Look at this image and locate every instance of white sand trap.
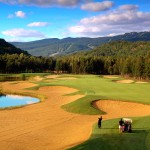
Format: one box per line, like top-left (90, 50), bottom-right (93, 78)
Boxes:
top-left (33, 76), bottom-right (43, 81)
top-left (103, 75), bottom-right (119, 79)
top-left (46, 75), bottom-right (77, 80)
top-left (57, 77), bottom-right (77, 80)
top-left (116, 80), bottom-right (134, 83)
top-left (136, 81), bottom-right (148, 84)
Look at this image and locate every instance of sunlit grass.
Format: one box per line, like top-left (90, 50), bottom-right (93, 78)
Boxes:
top-left (25, 74), bottom-right (150, 114)
top-left (69, 116), bottom-right (150, 150)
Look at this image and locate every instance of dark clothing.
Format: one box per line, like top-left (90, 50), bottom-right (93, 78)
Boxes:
top-left (98, 116), bottom-right (102, 128)
top-left (119, 120), bottom-right (124, 126)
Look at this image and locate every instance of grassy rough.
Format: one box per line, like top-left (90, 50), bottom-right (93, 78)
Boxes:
top-left (69, 116), bottom-right (150, 150)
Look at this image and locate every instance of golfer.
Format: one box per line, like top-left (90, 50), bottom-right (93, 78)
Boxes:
top-left (119, 118), bottom-right (124, 132)
top-left (98, 116), bottom-right (102, 128)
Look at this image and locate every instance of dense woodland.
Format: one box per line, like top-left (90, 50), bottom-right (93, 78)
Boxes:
top-left (0, 54), bottom-right (55, 73)
top-left (0, 40), bottom-right (150, 80)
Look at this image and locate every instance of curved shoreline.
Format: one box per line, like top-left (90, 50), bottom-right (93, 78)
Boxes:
top-left (0, 94), bottom-right (40, 110)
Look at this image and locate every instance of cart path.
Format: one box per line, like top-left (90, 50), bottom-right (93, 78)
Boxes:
top-left (0, 81), bottom-right (150, 150)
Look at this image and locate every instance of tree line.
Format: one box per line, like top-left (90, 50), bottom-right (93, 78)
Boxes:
top-left (0, 53), bottom-right (55, 73)
top-left (59, 55), bottom-right (150, 79)
top-left (0, 41), bottom-right (150, 80)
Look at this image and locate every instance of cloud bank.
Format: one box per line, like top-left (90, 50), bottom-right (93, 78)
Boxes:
top-left (27, 22), bottom-right (49, 27)
top-left (0, 0), bottom-right (91, 7)
top-left (81, 1), bottom-right (114, 12)
top-left (69, 5), bottom-right (150, 37)
top-left (2, 28), bottom-right (45, 38)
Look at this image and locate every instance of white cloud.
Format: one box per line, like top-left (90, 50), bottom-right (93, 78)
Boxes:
top-left (0, 0), bottom-right (90, 7)
top-left (15, 11), bottom-right (26, 18)
top-left (27, 22), bottom-right (49, 27)
top-left (2, 28), bottom-right (45, 38)
top-left (69, 5), bottom-right (150, 37)
top-left (81, 1), bottom-right (114, 12)
top-left (8, 10), bottom-right (26, 19)
top-left (56, 0), bottom-right (81, 6)
top-left (119, 5), bottom-right (139, 11)
top-left (0, 0), bottom-right (17, 4)
top-left (5, 37), bottom-right (25, 42)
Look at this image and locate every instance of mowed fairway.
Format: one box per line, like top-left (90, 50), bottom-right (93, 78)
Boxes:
top-left (0, 74), bottom-right (150, 150)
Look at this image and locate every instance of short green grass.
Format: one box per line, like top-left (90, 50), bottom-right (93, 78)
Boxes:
top-left (69, 116), bottom-right (150, 150)
top-left (26, 74), bottom-right (150, 114)
top-left (62, 95), bottom-right (106, 115)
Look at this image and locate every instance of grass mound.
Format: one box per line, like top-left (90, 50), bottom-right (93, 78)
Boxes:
top-left (62, 95), bottom-right (106, 115)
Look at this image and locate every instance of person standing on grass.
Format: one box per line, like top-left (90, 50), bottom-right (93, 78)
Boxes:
top-left (119, 118), bottom-right (124, 133)
top-left (98, 116), bottom-right (103, 128)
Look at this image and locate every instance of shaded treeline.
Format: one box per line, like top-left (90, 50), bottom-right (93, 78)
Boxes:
top-left (55, 54), bottom-right (150, 79)
top-left (0, 53), bottom-right (55, 73)
top-left (0, 41), bottom-right (150, 79)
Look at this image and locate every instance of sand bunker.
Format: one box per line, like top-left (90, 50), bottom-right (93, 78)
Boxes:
top-left (32, 76), bottom-right (43, 81)
top-left (0, 82), bottom-right (96, 150)
top-left (103, 75), bottom-right (119, 79)
top-left (136, 81), bottom-right (148, 84)
top-left (94, 100), bottom-right (150, 119)
top-left (116, 80), bottom-right (134, 83)
top-left (57, 77), bottom-right (77, 80)
top-left (46, 75), bottom-right (77, 80)
top-left (1, 81), bottom-right (150, 150)
top-left (2, 81), bottom-right (36, 91)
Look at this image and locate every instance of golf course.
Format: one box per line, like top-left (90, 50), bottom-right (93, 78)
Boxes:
top-left (0, 74), bottom-right (150, 150)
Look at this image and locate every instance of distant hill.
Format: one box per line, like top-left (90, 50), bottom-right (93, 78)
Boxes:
top-left (72, 41), bottom-right (150, 57)
top-left (11, 31), bottom-right (150, 57)
top-left (0, 39), bottom-right (28, 55)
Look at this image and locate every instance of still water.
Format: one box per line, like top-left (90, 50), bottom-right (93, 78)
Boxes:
top-left (0, 94), bottom-right (39, 108)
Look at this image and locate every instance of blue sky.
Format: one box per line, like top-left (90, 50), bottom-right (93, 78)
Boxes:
top-left (0, 0), bottom-right (150, 42)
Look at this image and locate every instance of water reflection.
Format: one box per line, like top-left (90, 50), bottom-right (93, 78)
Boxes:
top-left (0, 94), bottom-right (6, 97)
top-left (8, 95), bottom-right (24, 99)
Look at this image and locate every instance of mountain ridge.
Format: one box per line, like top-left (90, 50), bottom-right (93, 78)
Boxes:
top-left (11, 31), bottom-right (150, 57)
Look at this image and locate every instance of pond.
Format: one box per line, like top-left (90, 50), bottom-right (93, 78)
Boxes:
top-left (0, 94), bottom-right (40, 108)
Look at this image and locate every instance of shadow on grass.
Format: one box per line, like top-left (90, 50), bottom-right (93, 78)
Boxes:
top-left (98, 128), bottom-right (150, 133)
top-left (132, 128), bottom-right (150, 133)
top-left (69, 122), bottom-right (150, 150)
